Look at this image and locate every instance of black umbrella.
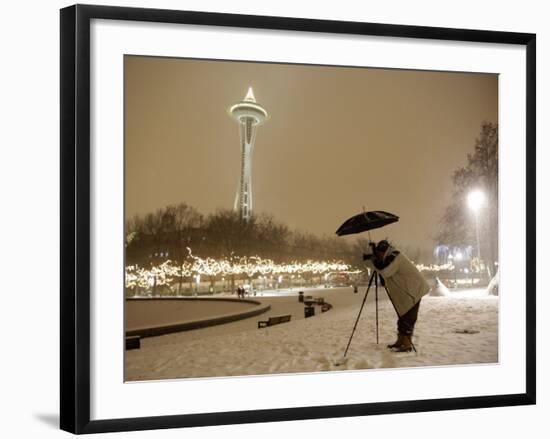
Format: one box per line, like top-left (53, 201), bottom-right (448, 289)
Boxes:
top-left (335, 210), bottom-right (399, 236)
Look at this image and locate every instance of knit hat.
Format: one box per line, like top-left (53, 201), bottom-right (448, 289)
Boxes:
top-left (375, 240), bottom-right (390, 253)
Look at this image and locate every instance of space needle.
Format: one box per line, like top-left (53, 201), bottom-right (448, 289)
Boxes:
top-left (228, 87), bottom-right (269, 221)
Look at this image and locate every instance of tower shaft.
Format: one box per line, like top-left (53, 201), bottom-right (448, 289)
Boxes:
top-left (234, 117), bottom-right (257, 221)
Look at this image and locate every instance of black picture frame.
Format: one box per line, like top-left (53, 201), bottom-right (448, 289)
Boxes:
top-left (60, 4), bottom-right (536, 434)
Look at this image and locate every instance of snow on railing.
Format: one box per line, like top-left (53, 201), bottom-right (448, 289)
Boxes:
top-left (415, 262), bottom-right (455, 272)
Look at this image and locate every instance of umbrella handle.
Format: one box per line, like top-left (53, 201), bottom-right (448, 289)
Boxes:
top-left (362, 206), bottom-right (373, 244)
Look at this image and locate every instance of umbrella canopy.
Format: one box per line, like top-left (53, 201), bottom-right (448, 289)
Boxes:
top-left (335, 210), bottom-right (399, 236)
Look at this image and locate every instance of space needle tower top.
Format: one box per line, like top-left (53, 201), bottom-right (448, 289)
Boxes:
top-left (228, 88), bottom-right (269, 221)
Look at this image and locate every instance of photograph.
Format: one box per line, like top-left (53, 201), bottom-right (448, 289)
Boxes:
top-left (123, 55), bottom-right (499, 382)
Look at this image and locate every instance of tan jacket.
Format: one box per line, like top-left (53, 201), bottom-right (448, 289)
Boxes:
top-left (365, 249), bottom-right (430, 316)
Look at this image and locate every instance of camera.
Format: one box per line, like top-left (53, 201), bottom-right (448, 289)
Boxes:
top-left (362, 241), bottom-right (377, 261)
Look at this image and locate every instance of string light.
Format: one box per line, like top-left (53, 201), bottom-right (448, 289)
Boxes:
top-left (125, 248), bottom-right (456, 291)
top-left (125, 247), bottom-right (350, 290)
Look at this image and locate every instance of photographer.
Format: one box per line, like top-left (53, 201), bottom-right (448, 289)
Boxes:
top-left (363, 240), bottom-right (430, 352)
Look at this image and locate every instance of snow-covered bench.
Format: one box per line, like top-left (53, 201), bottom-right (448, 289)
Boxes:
top-left (304, 297), bottom-right (324, 306)
top-left (258, 314), bottom-right (291, 328)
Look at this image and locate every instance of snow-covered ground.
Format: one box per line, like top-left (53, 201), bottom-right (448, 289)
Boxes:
top-left (125, 287), bottom-right (498, 381)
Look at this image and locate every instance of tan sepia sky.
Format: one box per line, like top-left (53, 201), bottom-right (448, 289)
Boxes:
top-left (125, 56), bottom-right (497, 251)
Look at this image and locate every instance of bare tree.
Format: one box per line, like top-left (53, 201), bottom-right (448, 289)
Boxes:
top-left (436, 122), bottom-right (498, 272)
top-left (164, 203), bottom-right (203, 292)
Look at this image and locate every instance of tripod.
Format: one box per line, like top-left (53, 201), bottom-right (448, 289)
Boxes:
top-left (342, 268), bottom-right (416, 359)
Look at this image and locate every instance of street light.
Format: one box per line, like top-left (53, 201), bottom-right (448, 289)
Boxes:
top-left (467, 189), bottom-right (485, 265)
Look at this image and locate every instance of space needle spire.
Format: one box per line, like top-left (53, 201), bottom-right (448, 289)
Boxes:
top-left (228, 87), bottom-right (269, 221)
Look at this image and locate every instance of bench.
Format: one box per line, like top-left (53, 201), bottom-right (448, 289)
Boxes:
top-left (125, 335), bottom-right (141, 350)
top-left (258, 314), bottom-right (292, 328)
top-left (304, 297), bottom-right (325, 306)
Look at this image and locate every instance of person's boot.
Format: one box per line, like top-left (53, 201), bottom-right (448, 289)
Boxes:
top-left (386, 333), bottom-right (402, 349)
top-left (390, 333), bottom-right (414, 353)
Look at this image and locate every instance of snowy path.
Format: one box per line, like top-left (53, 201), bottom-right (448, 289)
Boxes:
top-left (125, 287), bottom-right (498, 381)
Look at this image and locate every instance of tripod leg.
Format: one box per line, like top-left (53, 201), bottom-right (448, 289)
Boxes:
top-left (342, 270), bottom-right (376, 358)
top-left (375, 273), bottom-right (379, 345)
top-left (409, 337), bottom-right (417, 353)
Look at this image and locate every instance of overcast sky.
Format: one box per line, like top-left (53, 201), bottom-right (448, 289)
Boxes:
top-left (125, 56), bottom-right (497, 251)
